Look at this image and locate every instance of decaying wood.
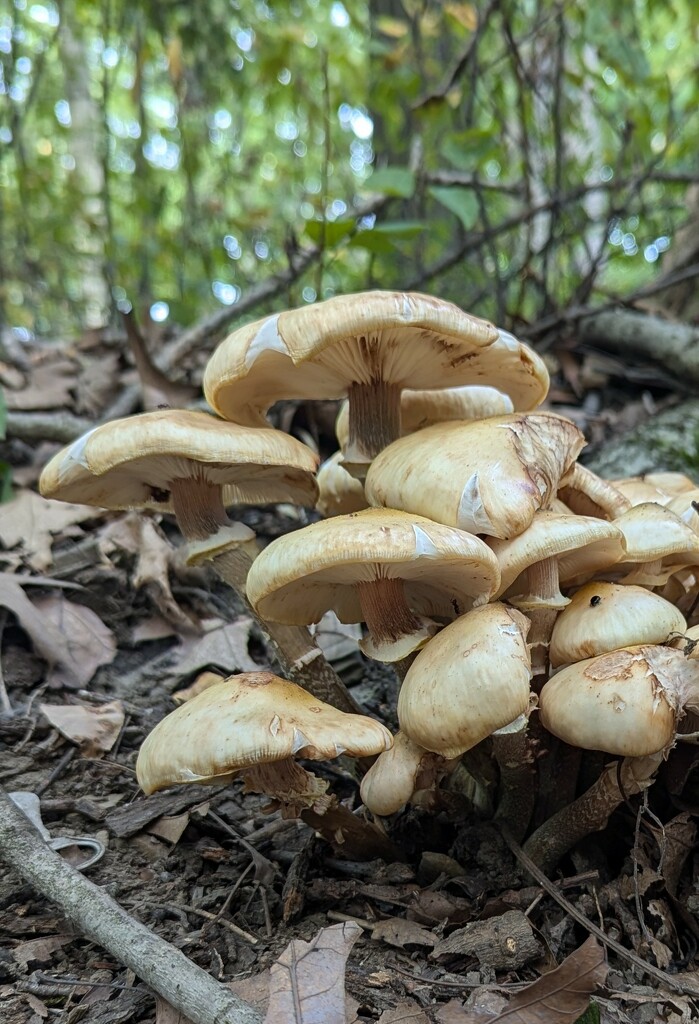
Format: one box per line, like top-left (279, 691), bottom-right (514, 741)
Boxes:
top-left (0, 787), bottom-right (262, 1024)
top-left (584, 398), bottom-right (699, 478)
top-left (578, 308), bottom-right (699, 383)
top-left (429, 909), bottom-right (540, 969)
top-left (104, 785), bottom-right (228, 838)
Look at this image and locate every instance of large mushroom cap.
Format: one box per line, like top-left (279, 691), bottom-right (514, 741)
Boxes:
top-left (539, 646), bottom-right (699, 756)
top-left (39, 409), bottom-right (319, 512)
top-left (397, 603), bottom-right (532, 758)
top-left (203, 291), bottom-right (549, 424)
top-left (550, 582), bottom-right (687, 667)
top-left (136, 672), bottom-right (393, 795)
top-left (365, 413), bottom-right (585, 539)
top-left (245, 507), bottom-right (501, 628)
top-left (334, 385), bottom-right (515, 449)
top-left (608, 502), bottom-right (699, 585)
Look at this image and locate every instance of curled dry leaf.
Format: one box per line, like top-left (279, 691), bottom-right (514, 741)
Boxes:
top-left (174, 617), bottom-right (257, 679)
top-left (40, 700), bottom-right (125, 757)
top-left (0, 490), bottom-right (98, 570)
top-left (264, 921), bottom-right (362, 1024)
top-left (32, 594), bottom-right (117, 689)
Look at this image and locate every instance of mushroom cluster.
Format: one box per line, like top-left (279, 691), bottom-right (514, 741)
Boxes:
top-left (39, 290), bottom-right (699, 871)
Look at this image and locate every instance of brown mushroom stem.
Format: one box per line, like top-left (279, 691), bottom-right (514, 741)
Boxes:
top-left (169, 478), bottom-right (361, 715)
top-left (343, 380), bottom-right (401, 475)
top-left (242, 758), bottom-right (331, 810)
top-left (356, 576), bottom-right (424, 648)
top-left (512, 559), bottom-right (565, 679)
top-left (522, 753), bottom-right (662, 874)
top-left (492, 721), bottom-right (537, 842)
top-left (559, 462), bottom-right (632, 520)
top-left (301, 802), bottom-right (402, 861)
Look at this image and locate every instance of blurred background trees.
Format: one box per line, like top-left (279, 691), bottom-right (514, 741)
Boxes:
top-left (2, 0), bottom-right (698, 343)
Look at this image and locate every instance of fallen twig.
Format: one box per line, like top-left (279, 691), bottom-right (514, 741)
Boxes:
top-left (0, 787), bottom-right (262, 1024)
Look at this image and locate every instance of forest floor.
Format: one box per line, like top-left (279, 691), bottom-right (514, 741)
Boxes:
top-left (0, 325), bottom-right (698, 1024)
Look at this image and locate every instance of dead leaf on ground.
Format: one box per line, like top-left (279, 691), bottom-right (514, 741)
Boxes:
top-left (378, 1000), bottom-right (431, 1023)
top-left (154, 998), bottom-right (192, 1024)
top-left (147, 810), bottom-right (191, 845)
top-left (23, 992), bottom-right (50, 1019)
top-left (449, 936), bottom-right (608, 1023)
top-left (32, 594), bottom-right (117, 688)
top-left (264, 921), bottom-right (362, 1024)
top-left (12, 934), bottom-right (73, 966)
top-left (40, 700), bottom-right (125, 757)
top-left (371, 917), bottom-right (437, 950)
top-left (0, 490), bottom-right (99, 570)
top-left (5, 356), bottom-right (76, 411)
top-left (174, 617), bottom-right (257, 679)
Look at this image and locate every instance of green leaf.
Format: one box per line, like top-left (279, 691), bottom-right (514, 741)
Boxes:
top-left (0, 462), bottom-right (12, 504)
top-left (304, 219), bottom-right (354, 246)
top-left (575, 1001), bottom-right (601, 1024)
top-left (349, 220), bottom-right (425, 254)
top-left (440, 129), bottom-right (499, 169)
top-left (365, 167), bottom-right (416, 198)
top-left (428, 186), bottom-right (479, 229)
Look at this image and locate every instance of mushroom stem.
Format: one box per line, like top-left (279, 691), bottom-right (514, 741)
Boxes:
top-left (356, 576), bottom-right (424, 648)
top-left (492, 718), bottom-right (537, 842)
top-left (343, 380), bottom-right (401, 475)
top-left (511, 558), bottom-right (566, 678)
top-left (171, 479), bottom-right (362, 715)
top-left (522, 753), bottom-right (662, 874)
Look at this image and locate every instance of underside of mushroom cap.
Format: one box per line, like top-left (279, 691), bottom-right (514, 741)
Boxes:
top-left (245, 507), bottom-right (501, 627)
top-left (203, 291), bottom-right (549, 424)
top-left (136, 672), bottom-right (393, 795)
top-left (39, 409), bottom-right (319, 512)
top-left (365, 413), bottom-right (585, 539)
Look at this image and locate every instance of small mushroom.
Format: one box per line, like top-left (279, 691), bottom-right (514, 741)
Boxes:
top-left (136, 671), bottom-right (397, 859)
top-left (359, 731), bottom-right (458, 816)
top-left (204, 291), bottom-right (549, 475)
top-left (246, 508), bottom-right (501, 662)
top-left (364, 413), bottom-right (585, 539)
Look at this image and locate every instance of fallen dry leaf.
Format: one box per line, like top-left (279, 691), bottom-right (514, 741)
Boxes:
top-left (264, 921), bottom-right (362, 1024)
top-left (451, 936), bottom-right (608, 1023)
top-left (32, 594), bottom-right (117, 688)
top-left (154, 998), bottom-right (192, 1024)
top-left (5, 356), bottom-right (76, 411)
top-left (40, 700), bottom-right (125, 757)
top-left (23, 993), bottom-right (50, 1019)
top-left (173, 671), bottom-right (226, 704)
top-left (0, 490), bottom-right (98, 570)
top-left (174, 617), bottom-right (257, 678)
top-left (148, 810), bottom-right (191, 845)
top-left (12, 934), bottom-right (73, 967)
top-left (371, 917), bottom-right (437, 950)
top-left (378, 1000), bottom-right (431, 1023)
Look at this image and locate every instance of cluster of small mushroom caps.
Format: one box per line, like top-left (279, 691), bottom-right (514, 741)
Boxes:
top-left (40, 291), bottom-right (699, 871)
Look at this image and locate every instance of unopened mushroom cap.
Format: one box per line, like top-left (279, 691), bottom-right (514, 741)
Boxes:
top-left (397, 603), bottom-right (532, 758)
top-left (359, 731), bottom-right (432, 816)
top-left (316, 451), bottom-right (368, 518)
top-left (204, 291), bottom-right (549, 423)
top-left (39, 409), bottom-right (319, 512)
top-left (488, 510), bottom-right (625, 600)
top-left (335, 385), bottom-right (515, 449)
top-left (136, 672), bottom-right (393, 795)
top-left (549, 582), bottom-right (687, 667)
top-left (365, 413), bottom-right (585, 539)
top-left (245, 507), bottom-right (501, 627)
top-left (539, 646), bottom-right (699, 755)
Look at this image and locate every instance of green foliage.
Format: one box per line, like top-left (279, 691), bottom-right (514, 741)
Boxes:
top-left (574, 1000), bottom-right (601, 1024)
top-left (1, 0), bottom-right (698, 337)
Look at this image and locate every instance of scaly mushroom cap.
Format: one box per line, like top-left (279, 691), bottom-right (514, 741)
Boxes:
top-left (397, 603), bottom-right (532, 758)
top-left (334, 385), bottom-right (515, 449)
top-left (204, 292), bottom-right (549, 424)
top-left (365, 413), bottom-right (585, 539)
top-left (539, 646), bottom-right (699, 756)
top-left (549, 582), bottom-right (687, 667)
top-left (39, 409), bottom-right (319, 513)
top-left (488, 510), bottom-right (625, 601)
top-left (245, 507), bottom-right (501, 629)
top-left (316, 451), bottom-right (368, 518)
top-left (136, 672), bottom-right (393, 795)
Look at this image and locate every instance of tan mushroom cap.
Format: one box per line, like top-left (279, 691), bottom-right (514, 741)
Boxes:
top-left (203, 291), bottom-right (549, 423)
top-left (316, 451), bottom-right (368, 518)
top-left (549, 582), bottom-right (687, 667)
top-left (359, 731), bottom-right (454, 816)
top-left (610, 503), bottom-right (699, 584)
top-left (488, 510), bottom-right (625, 601)
top-left (540, 646), bottom-right (699, 756)
top-left (397, 603), bottom-right (532, 758)
top-left (334, 385), bottom-right (515, 449)
top-left (39, 409), bottom-right (319, 513)
top-left (136, 672), bottom-right (393, 795)
top-left (365, 413), bottom-right (585, 539)
top-left (612, 471), bottom-right (699, 505)
top-left (246, 507), bottom-right (501, 628)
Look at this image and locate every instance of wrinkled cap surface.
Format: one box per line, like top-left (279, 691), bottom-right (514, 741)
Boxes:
top-left (204, 291), bottom-right (549, 423)
top-left (136, 672), bottom-right (393, 794)
top-left (365, 413), bottom-right (585, 539)
top-left (245, 507), bottom-right (501, 627)
top-left (39, 409), bottom-right (319, 512)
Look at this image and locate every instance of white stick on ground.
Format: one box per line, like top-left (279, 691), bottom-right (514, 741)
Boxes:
top-left (0, 788), bottom-right (261, 1024)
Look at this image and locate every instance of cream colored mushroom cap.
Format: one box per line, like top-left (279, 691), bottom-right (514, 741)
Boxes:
top-left (397, 603), bottom-right (532, 758)
top-left (316, 451), bottom-right (368, 518)
top-left (136, 672), bottom-right (393, 795)
top-left (359, 731), bottom-right (430, 816)
top-left (365, 413), bottom-right (585, 539)
top-left (246, 507), bottom-right (501, 627)
top-left (39, 409), bottom-right (319, 513)
top-left (539, 646), bottom-right (699, 755)
top-left (612, 503), bottom-right (699, 581)
top-left (549, 582), bottom-right (687, 667)
top-left (334, 385), bottom-right (515, 449)
top-left (488, 510), bottom-right (625, 600)
top-left (612, 471), bottom-right (699, 505)
top-left (203, 291), bottom-right (549, 423)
